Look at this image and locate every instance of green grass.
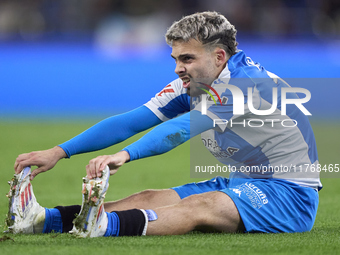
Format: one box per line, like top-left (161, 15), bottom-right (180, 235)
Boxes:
top-left (0, 121), bottom-right (339, 255)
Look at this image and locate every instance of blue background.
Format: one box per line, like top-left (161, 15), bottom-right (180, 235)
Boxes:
top-left (1, 37), bottom-right (340, 120)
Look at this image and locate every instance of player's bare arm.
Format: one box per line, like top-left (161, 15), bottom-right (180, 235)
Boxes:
top-left (14, 146), bottom-right (67, 180)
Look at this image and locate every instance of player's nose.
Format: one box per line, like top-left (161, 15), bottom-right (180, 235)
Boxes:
top-left (175, 63), bottom-right (185, 75)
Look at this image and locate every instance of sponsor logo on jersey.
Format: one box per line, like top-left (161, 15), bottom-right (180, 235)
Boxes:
top-left (202, 138), bottom-right (239, 158)
top-left (235, 182), bottom-right (269, 209)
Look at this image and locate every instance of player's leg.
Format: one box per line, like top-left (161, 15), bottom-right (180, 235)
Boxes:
top-left (146, 191), bottom-right (244, 235)
top-left (103, 189), bottom-right (181, 212)
top-left (71, 176), bottom-right (244, 237)
top-left (95, 174), bottom-right (318, 236)
top-left (77, 190), bottom-right (243, 237)
top-left (144, 176), bottom-right (244, 234)
top-left (55, 189), bottom-right (181, 235)
top-left (5, 166), bottom-right (181, 234)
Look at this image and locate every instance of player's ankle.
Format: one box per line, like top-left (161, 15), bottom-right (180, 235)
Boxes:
top-left (55, 205), bottom-right (81, 233)
top-left (32, 209), bottom-right (46, 233)
top-left (34, 208), bottom-right (64, 233)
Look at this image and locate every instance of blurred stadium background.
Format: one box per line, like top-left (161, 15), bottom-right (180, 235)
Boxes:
top-left (0, 0), bottom-right (339, 120)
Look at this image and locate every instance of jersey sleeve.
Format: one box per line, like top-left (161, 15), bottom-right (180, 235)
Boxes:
top-left (59, 106), bottom-right (162, 157)
top-left (144, 78), bottom-right (191, 121)
top-left (123, 110), bottom-right (214, 161)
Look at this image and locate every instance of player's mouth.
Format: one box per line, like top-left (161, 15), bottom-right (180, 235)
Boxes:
top-left (181, 77), bottom-right (190, 88)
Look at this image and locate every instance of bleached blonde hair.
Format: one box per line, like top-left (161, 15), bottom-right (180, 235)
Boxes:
top-left (165, 11), bottom-right (238, 56)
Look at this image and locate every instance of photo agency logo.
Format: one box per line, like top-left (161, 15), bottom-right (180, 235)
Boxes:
top-left (199, 79), bottom-right (312, 128)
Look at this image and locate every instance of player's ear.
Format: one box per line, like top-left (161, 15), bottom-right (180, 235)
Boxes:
top-left (215, 48), bottom-right (228, 67)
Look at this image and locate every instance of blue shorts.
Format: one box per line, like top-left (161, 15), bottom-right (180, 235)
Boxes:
top-left (171, 172), bottom-right (319, 233)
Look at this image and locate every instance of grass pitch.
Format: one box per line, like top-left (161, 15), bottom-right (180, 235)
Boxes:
top-left (0, 120), bottom-right (339, 255)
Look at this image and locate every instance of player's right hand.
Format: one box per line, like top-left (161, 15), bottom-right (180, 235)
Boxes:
top-left (14, 146), bottom-right (67, 180)
top-left (86, 150), bottom-right (131, 179)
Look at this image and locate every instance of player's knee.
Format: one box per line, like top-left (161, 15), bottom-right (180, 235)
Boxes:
top-left (179, 192), bottom-right (239, 228)
top-left (182, 193), bottom-right (216, 208)
top-left (180, 194), bottom-right (214, 221)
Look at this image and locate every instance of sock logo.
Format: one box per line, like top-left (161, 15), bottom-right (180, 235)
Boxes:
top-left (145, 209), bottom-right (158, 222)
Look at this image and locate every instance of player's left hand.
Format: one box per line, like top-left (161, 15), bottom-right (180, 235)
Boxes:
top-left (86, 150), bottom-right (130, 179)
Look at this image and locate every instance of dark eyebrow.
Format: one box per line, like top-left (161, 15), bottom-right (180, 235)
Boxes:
top-left (171, 54), bottom-right (195, 61)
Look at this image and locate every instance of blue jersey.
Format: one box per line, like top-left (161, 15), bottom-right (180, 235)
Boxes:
top-left (145, 50), bottom-right (321, 190)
